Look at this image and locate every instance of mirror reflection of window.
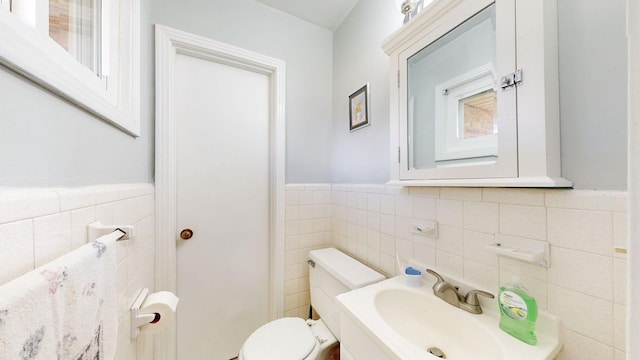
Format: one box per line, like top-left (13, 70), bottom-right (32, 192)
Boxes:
top-left (460, 89), bottom-right (497, 140)
top-left (407, 3), bottom-right (497, 168)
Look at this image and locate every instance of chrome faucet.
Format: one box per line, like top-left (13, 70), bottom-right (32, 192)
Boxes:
top-left (426, 269), bottom-right (494, 314)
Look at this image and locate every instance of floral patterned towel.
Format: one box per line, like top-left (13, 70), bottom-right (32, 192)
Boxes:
top-left (0, 231), bottom-right (118, 360)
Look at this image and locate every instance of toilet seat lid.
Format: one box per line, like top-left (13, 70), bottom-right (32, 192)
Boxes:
top-left (242, 317), bottom-right (317, 360)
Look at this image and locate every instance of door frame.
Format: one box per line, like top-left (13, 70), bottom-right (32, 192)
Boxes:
top-left (154, 24), bottom-right (286, 360)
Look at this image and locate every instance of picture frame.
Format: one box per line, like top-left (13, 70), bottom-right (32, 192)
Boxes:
top-left (349, 83), bottom-right (370, 131)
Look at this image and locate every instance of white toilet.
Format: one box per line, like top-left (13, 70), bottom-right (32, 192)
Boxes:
top-left (238, 247), bottom-right (385, 360)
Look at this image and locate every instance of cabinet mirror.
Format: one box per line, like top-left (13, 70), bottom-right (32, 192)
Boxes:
top-left (399, 1), bottom-right (517, 180)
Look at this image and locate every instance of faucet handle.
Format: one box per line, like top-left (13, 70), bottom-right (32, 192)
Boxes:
top-left (426, 269), bottom-right (445, 283)
top-left (464, 289), bottom-right (494, 305)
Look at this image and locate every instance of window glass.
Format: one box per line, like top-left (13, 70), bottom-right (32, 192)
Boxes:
top-left (49, 0), bottom-right (102, 75)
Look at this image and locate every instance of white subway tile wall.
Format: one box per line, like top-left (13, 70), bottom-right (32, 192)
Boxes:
top-left (0, 184), bottom-right (155, 360)
top-left (2, 183), bottom-right (626, 360)
top-left (285, 184), bottom-right (628, 360)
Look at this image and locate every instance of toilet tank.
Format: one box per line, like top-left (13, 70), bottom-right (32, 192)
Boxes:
top-left (308, 248), bottom-right (385, 340)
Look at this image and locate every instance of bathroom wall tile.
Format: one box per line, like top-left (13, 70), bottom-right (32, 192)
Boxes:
top-left (499, 256), bottom-right (547, 281)
top-left (548, 247), bottom-right (613, 301)
top-left (367, 230), bottom-right (381, 250)
top-left (482, 188), bottom-right (545, 206)
top-left (366, 247), bottom-right (381, 269)
top-left (299, 205), bottom-right (314, 220)
top-left (463, 201), bottom-right (499, 234)
top-left (313, 190), bottom-right (331, 204)
top-left (356, 209), bottom-right (367, 226)
top-left (346, 191), bottom-right (358, 208)
top-left (407, 186), bottom-right (438, 198)
top-left (395, 195), bottom-right (413, 218)
top-left (614, 258), bottom-right (626, 305)
top-left (299, 189), bottom-right (314, 205)
top-left (332, 204), bottom-right (347, 221)
top-left (380, 233), bottom-right (396, 256)
top-left (380, 194), bottom-right (396, 215)
top-left (439, 187), bottom-right (482, 201)
top-left (311, 204), bottom-right (331, 219)
top-left (0, 219), bottom-right (34, 285)
top-left (57, 188), bottom-right (97, 211)
top-left (555, 329), bottom-right (614, 360)
top-left (303, 184), bottom-right (331, 191)
top-left (545, 189), bottom-right (627, 212)
top-left (380, 214), bottom-right (395, 236)
top-left (70, 207), bottom-right (96, 249)
top-left (413, 197), bottom-right (436, 220)
top-left (435, 250), bottom-right (463, 278)
top-left (286, 235), bottom-right (300, 251)
top-left (95, 202), bottom-right (114, 225)
top-left (367, 212), bottom-right (380, 231)
top-left (95, 186), bottom-right (122, 204)
top-left (614, 303), bottom-right (626, 351)
top-left (499, 204), bottom-right (546, 240)
top-left (333, 190), bottom-right (348, 206)
top-left (286, 190), bottom-right (301, 205)
top-left (357, 192), bottom-right (368, 210)
top-left (395, 238), bottom-right (414, 262)
top-left (284, 279), bottom-right (298, 296)
top-left (0, 188), bottom-right (59, 224)
top-left (117, 183), bottom-right (154, 199)
top-left (34, 212), bottom-right (72, 267)
top-left (365, 184), bottom-right (386, 194)
top-left (394, 217), bottom-right (412, 240)
top-left (367, 193), bottom-right (381, 212)
top-left (413, 243), bottom-right (436, 268)
top-left (356, 242), bottom-right (368, 261)
top-left (435, 199), bottom-right (464, 227)
top-left (435, 224), bottom-right (464, 256)
top-left (613, 212), bottom-right (627, 257)
top-left (380, 253), bottom-right (396, 277)
top-left (548, 285), bottom-right (613, 346)
top-left (463, 230), bottom-right (498, 266)
top-left (322, 184), bottom-right (627, 356)
top-left (547, 208), bottom-right (612, 255)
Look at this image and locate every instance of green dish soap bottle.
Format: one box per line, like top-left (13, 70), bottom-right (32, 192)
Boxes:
top-left (498, 279), bottom-right (538, 345)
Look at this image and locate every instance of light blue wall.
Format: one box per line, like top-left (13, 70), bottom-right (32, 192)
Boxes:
top-left (331, 0), bottom-right (628, 189)
top-left (0, 0), bottom-right (627, 189)
top-left (331, 0), bottom-right (402, 184)
top-left (0, 0), bottom-right (155, 186)
top-left (150, 0), bottom-right (334, 184)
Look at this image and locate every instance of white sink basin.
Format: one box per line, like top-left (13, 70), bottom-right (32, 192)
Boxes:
top-left (337, 276), bottom-right (562, 360)
top-left (375, 288), bottom-right (503, 359)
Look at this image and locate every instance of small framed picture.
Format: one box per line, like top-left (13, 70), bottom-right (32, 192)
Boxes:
top-left (349, 84), bottom-right (370, 131)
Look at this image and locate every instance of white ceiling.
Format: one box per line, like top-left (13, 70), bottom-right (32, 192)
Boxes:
top-left (255, 0), bottom-right (360, 31)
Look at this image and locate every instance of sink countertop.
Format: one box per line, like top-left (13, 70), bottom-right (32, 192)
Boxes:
top-left (337, 276), bottom-right (563, 360)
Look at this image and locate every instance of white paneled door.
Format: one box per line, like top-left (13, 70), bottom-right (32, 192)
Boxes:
top-left (174, 51), bottom-right (271, 359)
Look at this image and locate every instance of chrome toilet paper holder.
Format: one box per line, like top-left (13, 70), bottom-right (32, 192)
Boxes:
top-left (131, 288), bottom-right (159, 338)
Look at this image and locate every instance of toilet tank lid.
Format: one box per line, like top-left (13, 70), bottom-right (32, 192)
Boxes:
top-left (309, 248), bottom-right (385, 290)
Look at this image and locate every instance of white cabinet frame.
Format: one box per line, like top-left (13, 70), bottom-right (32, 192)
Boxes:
top-left (383, 0), bottom-right (571, 187)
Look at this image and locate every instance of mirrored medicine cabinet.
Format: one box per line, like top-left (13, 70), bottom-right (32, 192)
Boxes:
top-left (383, 0), bottom-right (571, 187)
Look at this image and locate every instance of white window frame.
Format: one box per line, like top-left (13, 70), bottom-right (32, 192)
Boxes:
top-left (434, 63), bottom-right (498, 161)
top-left (0, 0), bottom-right (140, 136)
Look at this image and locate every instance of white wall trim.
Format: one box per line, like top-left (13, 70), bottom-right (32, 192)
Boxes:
top-left (154, 24), bottom-right (286, 359)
